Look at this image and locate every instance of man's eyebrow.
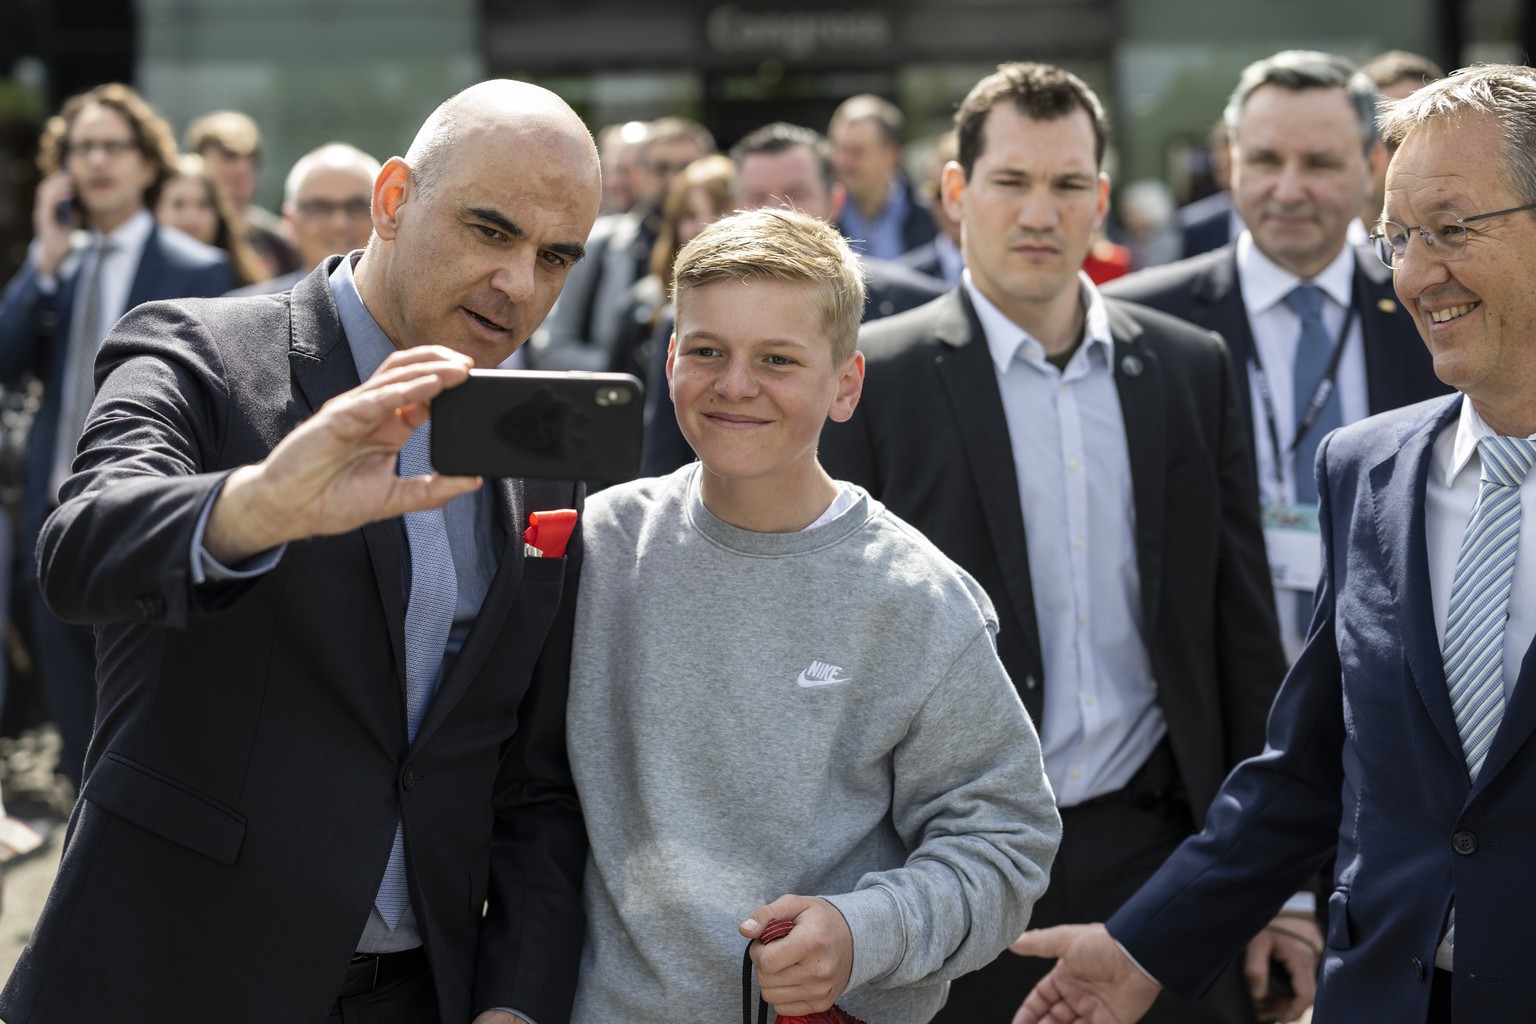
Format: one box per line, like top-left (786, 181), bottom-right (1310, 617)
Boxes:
top-left (466, 206), bottom-right (524, 238)
top-left (465, 205), bottom-right (586, 263)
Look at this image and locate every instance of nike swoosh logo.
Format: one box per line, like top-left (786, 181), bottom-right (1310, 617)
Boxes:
top-left (796, 671), bottom-right (852, 688)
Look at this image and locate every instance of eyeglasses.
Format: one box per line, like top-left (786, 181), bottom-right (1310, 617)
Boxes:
top-left (295, 197), bottom-right (372, 221)
top-left (1370, 201), bottom-right (1536, 267)
top-left (67, 138), bottom-right (139, 160)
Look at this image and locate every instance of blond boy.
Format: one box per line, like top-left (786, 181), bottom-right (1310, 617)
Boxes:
top-left (566, 208), bottom-right (1060, 1023)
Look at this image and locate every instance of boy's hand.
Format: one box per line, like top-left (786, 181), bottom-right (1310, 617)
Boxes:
top-left (740, 895), bottom-right (854, 1015)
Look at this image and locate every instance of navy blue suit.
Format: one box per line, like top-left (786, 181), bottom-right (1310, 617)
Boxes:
top-left (0, 224), bottom-right (230, 784)
top-left (1110, 394), bottom-right (1532, 1022)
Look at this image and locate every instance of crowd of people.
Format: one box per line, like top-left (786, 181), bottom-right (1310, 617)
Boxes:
top-left (0, 40), bottom-right (1526, 1024)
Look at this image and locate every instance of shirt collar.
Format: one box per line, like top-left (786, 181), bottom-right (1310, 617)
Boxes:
top-left (965, 269), bottom-right (1114, 375)
top-left (328, 251), bottom-right (399, 381)
top-left (1236, 228), bottom-right (1355, 315)
top-left (1445, 395), bottom-right (1536, 486)
top-left (93, 207), bottom-right (154, 254)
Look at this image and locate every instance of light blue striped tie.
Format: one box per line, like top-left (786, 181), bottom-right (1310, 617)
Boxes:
top-left (374, 422), bottom-right (458, 929)
top-left (1442, 434), bottom-right (1535, 950)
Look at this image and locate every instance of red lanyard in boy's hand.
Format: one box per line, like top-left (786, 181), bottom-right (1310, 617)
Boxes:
top-left (742, 918), bottom-right (869, 1024)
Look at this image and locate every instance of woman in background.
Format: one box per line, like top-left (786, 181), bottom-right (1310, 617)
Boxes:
top-left (155, 154), bottom-right (267, 289)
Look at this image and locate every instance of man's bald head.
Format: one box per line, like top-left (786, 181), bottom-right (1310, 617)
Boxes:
top-left (405, 79), bottom-right (599, 203)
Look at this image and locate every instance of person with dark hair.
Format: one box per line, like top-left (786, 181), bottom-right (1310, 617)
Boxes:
top-left (185, 109), bottom-right (302, 278)
top-left (1014, 62), bottom-right (1536, 1024)
top-left (0, 79), bottom-right (599, 1024)
top-left (829, 93), bottom-right (936, 260)
top-left (156, 153), bottom-right (268, 287)
top-left (818, 60), bottom-right (1296, 1024)
top-left (1107, 50), bottom-right (1448, 663)
top-left (0, 82), bottom-right (231, 791)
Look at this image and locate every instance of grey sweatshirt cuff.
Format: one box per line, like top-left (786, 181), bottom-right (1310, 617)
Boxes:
top-left (824, 886), bottom-right (905, 992)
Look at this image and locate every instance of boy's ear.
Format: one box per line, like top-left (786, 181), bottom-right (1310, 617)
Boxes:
top-left (664, 332), bottom-right (678, 399)
top-left (826, 351), bottom-right (865, 424)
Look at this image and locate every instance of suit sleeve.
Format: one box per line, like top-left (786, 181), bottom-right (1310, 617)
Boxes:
top-left (0, 261), bottom-right (56, 385)
top-left (1107, 429), bottom-right (1346, 997)
top-left (1208, 334), bottom-right (1287, 768)
top-left (472, 483), bottom-right (590, 1022)
top-left (37, 300), bottom-right (236, 627)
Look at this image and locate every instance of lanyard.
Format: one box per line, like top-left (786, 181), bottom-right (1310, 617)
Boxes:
top-left (1248, 301), bottom-right (1359, 497)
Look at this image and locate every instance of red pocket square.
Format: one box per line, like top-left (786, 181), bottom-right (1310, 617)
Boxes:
top-left (524, 509), bottom-right (577, 558)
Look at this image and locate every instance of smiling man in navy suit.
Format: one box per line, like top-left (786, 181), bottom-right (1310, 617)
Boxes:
top-left (1014, 62), bottom-right (1536, 1024)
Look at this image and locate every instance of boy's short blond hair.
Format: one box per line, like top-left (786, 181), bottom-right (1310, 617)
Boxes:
top-left (672, 207), bottom-right (866, 366)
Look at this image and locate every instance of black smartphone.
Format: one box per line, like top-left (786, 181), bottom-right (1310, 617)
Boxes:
top-left (54, 171), bottom-right (76, 228)
top-left (430, 369), bottom-right (644, 482)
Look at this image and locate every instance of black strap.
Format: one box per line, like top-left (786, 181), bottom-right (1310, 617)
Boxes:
top-left (743, 941), bottom-right (768, 1024)
top-left (1248, 301), bottom-right (1359, 495)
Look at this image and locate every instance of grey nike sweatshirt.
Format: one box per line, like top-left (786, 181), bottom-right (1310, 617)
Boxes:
top-left (567, 465), bottom-right (1060, 1023)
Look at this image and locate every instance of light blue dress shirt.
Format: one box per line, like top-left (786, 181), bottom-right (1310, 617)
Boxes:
top-left (966, 271), bottom-right (1165, 807)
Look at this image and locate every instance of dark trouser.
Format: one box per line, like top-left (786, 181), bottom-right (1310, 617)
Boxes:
top-left (933, 742), bottom-right (1259, 1024)
top-left (1426, 968), bottom-right (1452, 1023)
top-left (28, 582), bottom-right (95, 791)
top-left (328, 950), bottom-right (438, 1024)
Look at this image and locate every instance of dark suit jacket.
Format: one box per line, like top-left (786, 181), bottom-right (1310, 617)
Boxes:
top-left (0, 224), bottom-right (232, 570)
top-left (1, 258), bottom-right (585, 1024)
top-left (1103, 244), bottom-right (1450, 478)
top-left (818, 289), bottom-right (1285, 822)
top-left (1111, 394), bottom-right (1530, 1022)
top-left (1175, 190), bottom-right (1236, 259)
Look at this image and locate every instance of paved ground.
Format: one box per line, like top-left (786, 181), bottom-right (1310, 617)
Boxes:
top-left (0, 728), bottom-right (1313, 1023)
top-left (0, 727), bottom-right (71, 980)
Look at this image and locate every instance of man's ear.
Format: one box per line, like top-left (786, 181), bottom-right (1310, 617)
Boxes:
top-left (827, 351), bottom-right (865, 423)
top-left (1094, 172), bottom-right (1111, 232)
top-left (940, 161), bottom-right (966, 233)
top-left (371, 157), bottom-right (412, 241)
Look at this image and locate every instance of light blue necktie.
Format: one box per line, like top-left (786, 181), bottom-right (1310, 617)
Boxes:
top-left (1284, 284), bottom-right (1343, 505)
top-left (374, 422), bottom-right (458, 929)
top-left (1442, 434), bottom-right (1536, 949)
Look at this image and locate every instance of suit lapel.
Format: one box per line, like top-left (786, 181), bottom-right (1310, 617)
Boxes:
top-left (1191, 250), bottom-right (1259, 466)
top-left (126, 227), bottom-right (165, 310)
top-left (412, 476), bottom-right (526, 748)
top-left (1481, 630), bottom-right (1536, 795)
top-left (1107, 305), bottom-right (1166, 633)
top-left (1353, 252), bottom-right (1407, 416)
top-left (286, 259), bottom-right (409, 687)
top-left (1367, 396), bottom-right (1462, 763)
top-left (933, 291), bottom-right (1044, 691)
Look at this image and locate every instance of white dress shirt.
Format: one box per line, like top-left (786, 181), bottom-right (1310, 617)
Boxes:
top-left (967, 270), bottom-right (1164, 806)
top-left (1236, 232), bottom-right (1368, 659)
top-left (1426, 397), bottom-right (1536, 968)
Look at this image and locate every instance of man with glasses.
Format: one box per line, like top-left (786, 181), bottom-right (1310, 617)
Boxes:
top-left (1107, 50), bottom-right (1446, 662)
top-left (1011, 63), bottom-right (1536, 1024)
top-left (231, 143), bottom-right (381, 295)
top-left (0, 83), bottom-right (231, 790)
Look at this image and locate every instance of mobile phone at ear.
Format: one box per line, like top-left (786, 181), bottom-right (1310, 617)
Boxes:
top-left (430, 369), bottom-right (644, 482)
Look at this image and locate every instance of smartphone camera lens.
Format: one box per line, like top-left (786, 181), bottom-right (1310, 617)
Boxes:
top-left (595, 387), bottom-right (631, 406)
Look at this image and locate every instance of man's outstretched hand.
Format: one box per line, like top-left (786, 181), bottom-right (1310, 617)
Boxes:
top-left (1009, 924), bottom-right (1161, 1024)
top-left (204, 345), bottom-right (480, 563)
